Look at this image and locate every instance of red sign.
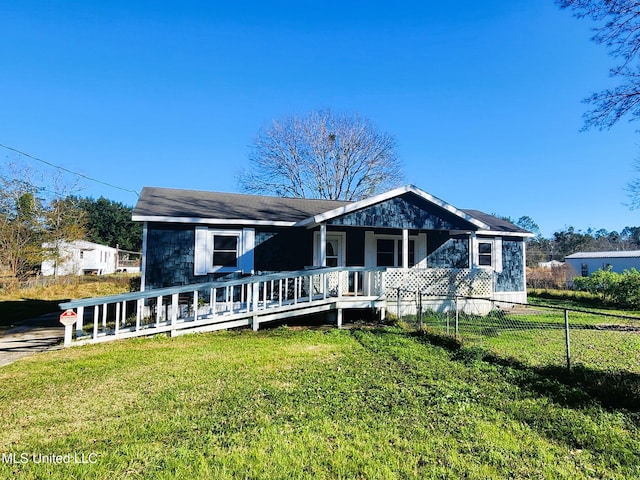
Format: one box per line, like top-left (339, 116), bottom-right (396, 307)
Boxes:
top-left (59, 309), bottom-right (78, 326)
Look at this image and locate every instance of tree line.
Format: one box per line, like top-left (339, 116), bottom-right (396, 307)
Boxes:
top-left (525, 225), bottom-right (640, 267)
top-left (503, 216), bottom-right (640, 267)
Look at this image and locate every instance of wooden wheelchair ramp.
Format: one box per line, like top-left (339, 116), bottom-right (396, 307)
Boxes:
top-left (58, 267), bottom-right (387, 347)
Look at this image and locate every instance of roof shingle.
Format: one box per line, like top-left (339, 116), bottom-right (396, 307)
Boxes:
top-left (133, 187), bottom-right (350, 223)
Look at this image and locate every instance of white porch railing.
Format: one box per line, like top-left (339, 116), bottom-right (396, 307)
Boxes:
top-left (58, 267), bottom-right (386, 347)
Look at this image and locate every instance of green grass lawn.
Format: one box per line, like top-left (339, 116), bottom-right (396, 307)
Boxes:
top-left (418, 304), bottom-right (640, 374)
top-left (528, 289), bottom-right (640, 317)
top-left (2, 327), bottom-right (640, 479)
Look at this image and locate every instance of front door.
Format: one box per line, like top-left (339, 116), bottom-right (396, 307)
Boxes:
top-left (314, 232), bottom-right (346, 267)
top-left (325, 235), bottom-right (344, 267)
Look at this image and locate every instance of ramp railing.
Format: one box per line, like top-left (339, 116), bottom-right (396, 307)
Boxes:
top-left (58, 267), bottom-right (386, 346)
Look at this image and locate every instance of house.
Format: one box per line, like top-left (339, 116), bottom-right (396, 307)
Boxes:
top-left (538, 260), bottom-right (564, 269)
top-left (41, 240), bottom-right (118, 276)
top-left (132, 185), bottom-right (533, 307)
top-left (565, 250), bottom-right (640, 277)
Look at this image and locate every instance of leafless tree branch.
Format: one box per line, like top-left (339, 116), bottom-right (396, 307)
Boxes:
top-left (238, 109), bottom-right (403, 200)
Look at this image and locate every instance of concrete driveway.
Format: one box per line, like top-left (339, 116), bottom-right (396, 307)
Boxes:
top-left (0, 312), bottom-right (64, 367)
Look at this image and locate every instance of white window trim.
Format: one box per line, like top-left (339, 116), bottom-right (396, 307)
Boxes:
top-left (374, 234), bottom-right (417, 268)
top-left (194, 227), bottom-right (254, 275)
top-left (474, 237), bottom-right (503, 273)
top-left (365, 232), bottom-right (427, 268)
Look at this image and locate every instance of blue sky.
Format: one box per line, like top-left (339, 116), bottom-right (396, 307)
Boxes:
top-left (2, 1), bottom-right (639, 237)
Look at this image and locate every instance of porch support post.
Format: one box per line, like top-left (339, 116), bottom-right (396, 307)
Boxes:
top-left (320, 223), bottom-right (327, 267)
top-left (402, 229), bottom-right (409, 269)
top-left (469, 231), bottom-right (478, 269)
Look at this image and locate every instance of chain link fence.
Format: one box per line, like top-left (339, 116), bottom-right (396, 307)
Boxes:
top-left (398, 295), bottom-right (640, 374)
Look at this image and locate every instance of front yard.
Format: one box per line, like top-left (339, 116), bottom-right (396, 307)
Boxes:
top-left (1, 326), bottom-right (639, 479)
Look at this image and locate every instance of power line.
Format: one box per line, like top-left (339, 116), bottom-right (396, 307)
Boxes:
top-left (0, 143), bottom-right (140, 196)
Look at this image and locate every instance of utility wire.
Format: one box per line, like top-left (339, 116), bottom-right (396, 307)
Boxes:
top-left (0, 143), bottom-right (140, 196)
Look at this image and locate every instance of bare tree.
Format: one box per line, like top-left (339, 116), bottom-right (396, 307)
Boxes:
top-left (42, 177), bottom-right (87, 277)
top-left (559, 2), bottom-right (640, 207)
top-left (0, 161), bottom-right (86, 283)
top-left (0, 163), bottom-right (45, 282)
top-left (559, 1), bottom-right (640, 130)
top-left (238, 109), bottom-right (403, 201)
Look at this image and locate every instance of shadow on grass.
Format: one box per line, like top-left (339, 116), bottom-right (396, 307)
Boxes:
top-left (412, 329), bottom-right (640, 413)
top-left (0, 299), bottom-right (67, 327)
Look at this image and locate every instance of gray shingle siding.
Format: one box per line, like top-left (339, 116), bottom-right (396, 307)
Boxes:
top-left (427, 232), bottom-right (470, 268)
top-left (329, 195), bottom-right (475, 230)
top-left (495, 239), bottom-right (525, 292)
top-left (145, 224), bottom-right (196, 289)
top-left (145, 223), bottom-right (245, 289)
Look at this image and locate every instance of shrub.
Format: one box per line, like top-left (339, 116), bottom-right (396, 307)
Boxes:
top-left (573, 267), bottom-right (620, 303)
top-left (611, 268), bottom-right (640, 309)
top-left (573, 267), bottom-right (640, 309)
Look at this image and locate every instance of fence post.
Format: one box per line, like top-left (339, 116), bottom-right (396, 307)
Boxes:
top-left (397, 287), bottom-right (402, 321)
top-left (564, 309), bottom-right (571, 371)
top-left (455, 296), bottom-right (459, 337)
top-left (417, 290), bottom-right (422, 331)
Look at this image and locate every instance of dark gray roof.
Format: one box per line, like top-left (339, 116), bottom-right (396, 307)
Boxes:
top-left (133, 187), bottom-right (350, 223)
top-left (133, 186), bottom-right (531, 235)
top-left (461, 209), bottom-right (531, 234)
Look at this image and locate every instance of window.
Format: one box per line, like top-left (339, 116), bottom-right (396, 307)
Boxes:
top-left (376, 238), bottom-right (415, 267)
top-left (377, 239), bottom-right (395, 267)
top-left (194, 227), bottom-right (254, 275)
top-left (581, 263), bottom-right (589, 277)
top-left (213, 235), bottom-right (238, 267)
top-left (478, 242), bottom-right (492, 266)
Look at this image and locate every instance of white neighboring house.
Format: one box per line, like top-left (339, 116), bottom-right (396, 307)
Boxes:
top-left (41, 240), bottom-right (118, 276)
top-left (538, 260), bottom-right (564, 269)
top-left (565, 250), bottom-right (640, 278)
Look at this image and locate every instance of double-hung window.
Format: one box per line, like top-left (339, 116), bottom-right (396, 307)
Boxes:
top-left (376, 238), bottom-right (415, 267)
top-left (194, 227), bottom-right (254, 275)
top-left (376, 239), bottom-right (395, 267)
top-left (213, 234), bottom-right (238, 268)
top-left (475, 238), bottom-right (502, 272)
top-left (478, 242), bottom-right (492, 266)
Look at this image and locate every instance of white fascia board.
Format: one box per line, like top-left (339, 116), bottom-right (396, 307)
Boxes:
top-left (131, 215), bottom-right (295, 227)
top-left (295, 184), bottom-right (490, 229)
top-left (476, 230), bottom-right (535, 238)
